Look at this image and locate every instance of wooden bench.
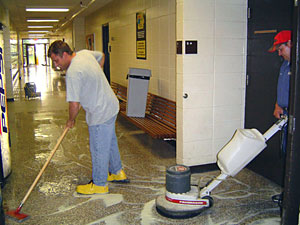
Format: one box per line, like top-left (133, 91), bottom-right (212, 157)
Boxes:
top-left (111, 82), bottom-right (127, 111)
top-left (111, 82), bottom-right (176, 139)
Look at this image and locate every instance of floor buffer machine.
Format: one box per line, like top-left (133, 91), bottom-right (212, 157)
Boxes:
top-left (156, 116), bottom-right (288, 218)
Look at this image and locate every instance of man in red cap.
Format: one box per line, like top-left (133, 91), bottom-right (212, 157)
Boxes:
top-left (268, 30), bottom-right (292, 210)
top-left (269, 30), bottom-right (291, 119)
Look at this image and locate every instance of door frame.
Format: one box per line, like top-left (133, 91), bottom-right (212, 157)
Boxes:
top-left (102, 23), bottom-right (110, 83)
top-left (281, 3), bottom-right (300, 224)
top-left (25, 44), bottom-right (36, 66)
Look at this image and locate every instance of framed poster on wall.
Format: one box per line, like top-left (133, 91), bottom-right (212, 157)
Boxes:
top-left (136, 11), bottom-right (146, 60)
top-left (86, 34), bottom-right (95, 50)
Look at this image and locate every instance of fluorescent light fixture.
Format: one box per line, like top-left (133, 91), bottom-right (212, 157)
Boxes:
top-left (28, 35), bottom-right (45, 38)
top-left (28, 30), bottom-right (49, 33)
top-left (26, 8), bottom-right (69, 12)
top-left (28, 33), bottom-right (44, 35)
top-left (28, 26), bottom-right (53, 28)
top-left (27, 19), bottom-right (59, 22)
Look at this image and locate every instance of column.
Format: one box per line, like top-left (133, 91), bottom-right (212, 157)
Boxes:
top-left (3, 9), bottom-right (13, 101)
top-left (176, 0), bottom-right (247, 166)
top-left (73, 17), bottom-right (86, 51)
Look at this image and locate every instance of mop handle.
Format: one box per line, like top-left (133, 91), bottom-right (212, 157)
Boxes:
top-left (18, 127), bottom-right (69, 209)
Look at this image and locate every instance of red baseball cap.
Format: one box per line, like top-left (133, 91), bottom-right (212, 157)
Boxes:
top-left (268, 30), bottom-right (291, 52)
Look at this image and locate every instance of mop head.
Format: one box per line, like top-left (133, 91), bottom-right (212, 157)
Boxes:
top-left (6, 208), bottom-right (30, 223)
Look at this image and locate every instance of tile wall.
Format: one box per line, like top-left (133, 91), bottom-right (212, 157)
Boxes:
top-left (85, 0), bottom-right (176, 100)
top-left (73, 17), bottom-right (86, 51)
top-left (64, 0), bottom-right (247, 166)
top-left (176, 0), bottom-right (248, 165)
top-left (2, 9), bottom-right (13, 100)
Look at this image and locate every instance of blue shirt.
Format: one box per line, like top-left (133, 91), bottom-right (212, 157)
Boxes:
top-left (277, 60), bottom-right (290, 108)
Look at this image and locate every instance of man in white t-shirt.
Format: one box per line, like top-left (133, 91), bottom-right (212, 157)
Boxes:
top-left (48, 40), bottom-right (128, 194)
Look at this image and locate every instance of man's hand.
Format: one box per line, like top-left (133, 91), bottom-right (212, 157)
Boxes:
top-left (66, 102), bottom-right (81, 129)
top-left (66, 119), bottom-right (75, 128)
top-left (273, 103), bottom-right (283, 119)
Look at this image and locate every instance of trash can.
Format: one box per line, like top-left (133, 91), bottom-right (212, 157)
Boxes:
top-left (126, 68), bottom-right (151, 117)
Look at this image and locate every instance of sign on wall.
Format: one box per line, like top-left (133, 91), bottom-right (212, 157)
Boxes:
top-left (86, 33), bottom-right (94, 50)
top-left (136, 11), bottom-right (146, 60)
top-left (0, 32), bottom-right (11, 178)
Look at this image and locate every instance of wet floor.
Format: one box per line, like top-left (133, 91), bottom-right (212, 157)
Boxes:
top-left (3, 65), bottom-right (282, 224)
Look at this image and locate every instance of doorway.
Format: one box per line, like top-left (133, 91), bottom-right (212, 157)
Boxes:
top-left (22, 39), bottom-right (50, 67)
top-left (246, 0), bottom-right (293, 186)
top-left (35, 44), bottom-right (48, 66)
top-left (102, 24), bottom-right (110, 83)
top-left (25, 44), bottom-right (36, 66)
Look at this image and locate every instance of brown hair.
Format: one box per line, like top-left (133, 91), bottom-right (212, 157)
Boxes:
top-left (47, 40), bottom-right (73, 57)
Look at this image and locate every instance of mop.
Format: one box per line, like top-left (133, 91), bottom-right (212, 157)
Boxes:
top-left (6, 127), bottom-right (69, 222)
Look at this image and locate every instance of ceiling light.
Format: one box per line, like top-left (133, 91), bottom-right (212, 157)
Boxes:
top-left (28, 34), bottom-right (45, 38)
top-left (28, 26), bottom-right (53, 28)
top-left (27, 19), bottom-right (59, 22)
top-left (26, 8), bottom-right (69, 12)
top-left (28, 33), bottom-right (44, 35)
top-left (28, 30), bottom-right (49, 33)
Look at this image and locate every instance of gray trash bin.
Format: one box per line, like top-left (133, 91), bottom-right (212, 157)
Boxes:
top-left (126, 68), bottom-right (151, 117)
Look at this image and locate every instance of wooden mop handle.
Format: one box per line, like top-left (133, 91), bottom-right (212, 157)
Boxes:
top-left (18, 127), bottom-right (69, 208)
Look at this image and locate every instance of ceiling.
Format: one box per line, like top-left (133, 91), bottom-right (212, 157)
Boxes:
top-left (0, 0), bottom-right (112, 37)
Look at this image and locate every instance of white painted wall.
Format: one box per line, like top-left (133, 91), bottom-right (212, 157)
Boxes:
top-left (85, 0), bottom-right (176, 100)
top-left (3, 9), bottom-right (13, 100)
top-left (62, 0), bottom-right (248, 166)
top-left (73, 17), bottom-right (86, 51)
top-left (176, 0), bottom-right (248, 166)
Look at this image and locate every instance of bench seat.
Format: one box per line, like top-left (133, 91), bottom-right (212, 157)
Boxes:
top-left (111, 82), bottom-right (176, 139)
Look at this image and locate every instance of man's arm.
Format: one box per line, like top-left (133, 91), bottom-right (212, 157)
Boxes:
top-left (273, 103), bottom-right (284, 119)
top-left (66, 101), bottom-right (81, 128)
top-left (90, 51), bottom-right (105, 68)
top-left (99, 52), bottom-right (105, 68)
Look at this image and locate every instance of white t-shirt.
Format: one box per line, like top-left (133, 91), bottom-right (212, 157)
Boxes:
top-left (66, 50), bottom-right (119, 126)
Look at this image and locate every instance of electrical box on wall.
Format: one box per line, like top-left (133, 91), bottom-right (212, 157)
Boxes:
top-left (176, 41), bottom-right (182, 54)
top-left (185, 40), bottom-right (197, 54)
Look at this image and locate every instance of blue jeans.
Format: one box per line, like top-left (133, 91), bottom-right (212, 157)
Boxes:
top-left (88, 115), bottom-right (122, 186)
top-left (280, 110), bottom-right (288, 157)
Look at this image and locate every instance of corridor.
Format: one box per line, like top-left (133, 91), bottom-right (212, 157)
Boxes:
top-left (3, 65), bottom-right (282, 224)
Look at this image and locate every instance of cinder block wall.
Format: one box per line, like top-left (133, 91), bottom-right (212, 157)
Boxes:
top-left (85, 0), bottom-right (176, 101)
top-left (176, 0), bottom-right (247, 166)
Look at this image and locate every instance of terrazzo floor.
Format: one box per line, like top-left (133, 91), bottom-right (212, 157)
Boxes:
top-left (2, 65), bottom-right (282, 225)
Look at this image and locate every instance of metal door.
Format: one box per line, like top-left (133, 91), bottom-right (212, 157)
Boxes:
top-left (246, 0), bottom-right (293, 185)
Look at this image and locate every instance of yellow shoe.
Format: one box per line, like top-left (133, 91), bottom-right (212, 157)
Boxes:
top-left (107, 169), bottom-right (129, 183)
top-left (76, 181), bottom-right (109, 195)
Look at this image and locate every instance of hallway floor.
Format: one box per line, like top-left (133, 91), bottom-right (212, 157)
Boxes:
top-left (3, 66), bottom-right (282, 224)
